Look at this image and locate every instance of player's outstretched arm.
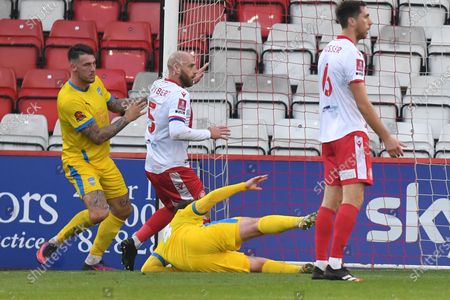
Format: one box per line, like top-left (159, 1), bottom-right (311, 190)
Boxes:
top-left (81, 101), bottom-right (147, 145)
top-left (141, 255), bottom-right (176, 273)
top-left (350, 82), bottom-right (405, 158)
top-left (195, 175), bottom-right (268, 214)
top-left (107, 97), bottom-right (147, 114)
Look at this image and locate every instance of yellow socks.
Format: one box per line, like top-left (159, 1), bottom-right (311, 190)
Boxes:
top-left (257, 215), bottom-right (302, 234)
top-left (261, 260), bottom-right (301, 273)
top-left (55, 210), bottom-right (93, 243)
top-left (90, 212), bottom-right (124, 256)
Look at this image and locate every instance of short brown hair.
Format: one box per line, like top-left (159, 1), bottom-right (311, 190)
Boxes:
top-left (336, 1), bottom-right (367, 28)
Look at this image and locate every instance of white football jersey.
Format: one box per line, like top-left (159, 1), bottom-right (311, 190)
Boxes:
top-left (144, 79), bottom-right (193, 174)
top-left (317, 36), bottom-right (368, 143)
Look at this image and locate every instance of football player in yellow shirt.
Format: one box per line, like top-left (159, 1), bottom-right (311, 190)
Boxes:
top-left (36, 44), bottom-right (147, 270)
top-left (141, 175), bottom-right (316, 273)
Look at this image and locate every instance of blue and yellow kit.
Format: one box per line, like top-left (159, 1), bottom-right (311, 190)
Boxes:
top-left (57, 76), bottom-right (127, 199)
top-left (142, 183), bottom-right (250, 272)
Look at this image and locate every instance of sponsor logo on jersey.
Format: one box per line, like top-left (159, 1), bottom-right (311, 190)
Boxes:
top-left (74, 111), bottom-right (86, 122)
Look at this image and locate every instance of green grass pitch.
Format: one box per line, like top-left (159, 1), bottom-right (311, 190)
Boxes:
top-left (0, 270), bottom-right (448, 300)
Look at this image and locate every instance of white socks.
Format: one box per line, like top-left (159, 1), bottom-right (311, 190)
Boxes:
top-left (132, 235), bottom-right (142, 249)
top-left (315, 260), bottom-right (328, 271)
top-left (328, 257), bottom-right (342, 270)
top-left (85, 254), bottom-right (102, 266)
top-left (315, 258), bottom-right (343, 271)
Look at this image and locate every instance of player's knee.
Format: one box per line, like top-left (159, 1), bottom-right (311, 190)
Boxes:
top-left (121, 203), bottom-right (133, 219)
top-left (89, 208), bottom-right (109, 224)
top-left (113, 201), bottom-right (132, 220)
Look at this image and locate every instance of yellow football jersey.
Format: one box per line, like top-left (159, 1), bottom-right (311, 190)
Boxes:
top-left (153, 202), bottom-right (204, 266)
top-left (57, 76), bottom-right (112, 162)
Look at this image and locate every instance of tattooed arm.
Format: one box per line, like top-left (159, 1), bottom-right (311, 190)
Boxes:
top-left (107, 97), bottom-right (147, 114)
top-left (81, 100), bottom-right (147, 145)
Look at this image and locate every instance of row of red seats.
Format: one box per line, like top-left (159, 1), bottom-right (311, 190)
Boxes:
top-left (80, 0), bottom-right (287, 38)
top-left (0, 19), bottom-right (154, 84)
top-left (3, 0), bottom-right (161, 35)
top-left (0, 67), bottom-right (127, 131)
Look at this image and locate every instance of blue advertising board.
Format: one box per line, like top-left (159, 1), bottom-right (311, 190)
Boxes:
top-left (0, 154), bottom-right (449, 273)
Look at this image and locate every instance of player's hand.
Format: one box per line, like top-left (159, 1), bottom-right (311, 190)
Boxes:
top-left (124, 100), bottom-right (147, 122)
top-left (193, 62), bottom-right (209, 84)
top-left (208, 125), bottom-right (230, 140)
top-left (132, 96), bottom-right (147, 105)
top-left (245, 175), bottom-right (268, 191)
top-left (383, 135), bottom-right (405, 158)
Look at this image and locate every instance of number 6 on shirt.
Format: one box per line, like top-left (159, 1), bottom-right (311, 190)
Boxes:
top-left (322, 63), bottom-right (333, 97)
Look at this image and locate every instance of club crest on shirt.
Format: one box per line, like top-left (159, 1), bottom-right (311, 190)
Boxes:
top-left (87, 176), bottom-right (96, 186)
top-left (74, 111), bottom-right (86, 122)
top-left (97, 87), bottom-right (102, 96)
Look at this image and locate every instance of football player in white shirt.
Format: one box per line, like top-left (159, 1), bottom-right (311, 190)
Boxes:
top-left (312, 1), bottom-right (404, 281)
top-left (121, 51), bottom-right (230, 270)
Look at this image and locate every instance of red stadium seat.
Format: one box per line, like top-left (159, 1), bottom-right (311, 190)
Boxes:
top-left (181, 1), bottom-right (227, 36)
top-left (235, 0), bottom-right (288, 39)
top-left (17, 69), bottom-right (70, 132)
top-left (72, 0), bottom-right (122, 33)
top-left (96, 68), bottom-right (128, 99)
top-left (100, 21), bottom-right (153, 85)
top-left (125, 0), bottom-right (160, 37)
top-left (0, 67), bottom-right (17, 120)
top-left (45, 20), bottom-right (98, 70)
top-left (0, 19), bottom-right (44, 80)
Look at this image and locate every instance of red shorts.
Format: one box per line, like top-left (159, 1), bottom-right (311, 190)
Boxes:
top-left (146, 166), bottom-right (205, 210)
top-left (322, 131), bottom-right (373, 186)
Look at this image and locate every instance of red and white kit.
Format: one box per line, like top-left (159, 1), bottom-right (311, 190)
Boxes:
top-left (317, 36), bottom-right (373, 185)
top-left (145, 79), bottom-right (210, 206)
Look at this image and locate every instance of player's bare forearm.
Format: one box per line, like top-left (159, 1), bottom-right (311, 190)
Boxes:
top-left (350, 82), bottom-right (390, 141)
top-left (195, 182), bottom-right (247, 214)
top-left (107, 98), bottom-right (127, 113)
top-left (81, 117), bottom-right (129, 145)
top-left (107, 97), bottom-right (147, 114)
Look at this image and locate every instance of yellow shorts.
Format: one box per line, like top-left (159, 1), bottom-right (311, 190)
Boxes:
top-left (63, 156), bottom-right (128, 199)
top-left (183, 218), bottom-right (250, 272)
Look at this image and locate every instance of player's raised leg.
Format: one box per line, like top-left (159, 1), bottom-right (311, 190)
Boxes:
top-left (237, 213), bottom-right (317, 273)
top-left (121, 167), bottom-right (204, 271)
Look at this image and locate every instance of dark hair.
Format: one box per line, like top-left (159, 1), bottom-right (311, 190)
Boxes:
top-left (335, 1), bottom-right (367, 29)
top-left (68, 44), bottom-right (94, 62)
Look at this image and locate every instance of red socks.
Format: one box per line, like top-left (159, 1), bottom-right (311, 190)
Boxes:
top-left (315, 206), bottom-right (336, 260)
top-left (330, 203), bottom-right (359, 258)
top-left (135, 207), bottom-right (175, 242)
